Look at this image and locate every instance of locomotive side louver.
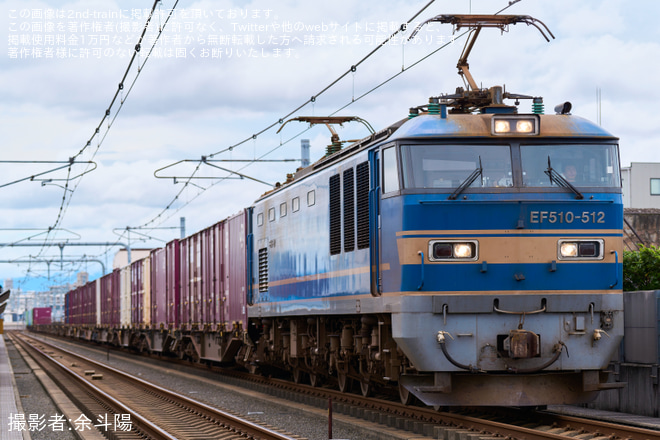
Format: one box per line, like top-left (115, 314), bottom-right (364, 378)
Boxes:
top-left (356, 161), bottom-right (370, 250)
top-left (343, 168), bottom-right (355, 252)
top-left (258, 247), bottom-right (268, 292)
top-left (329, 174), bottom-right (341, 255)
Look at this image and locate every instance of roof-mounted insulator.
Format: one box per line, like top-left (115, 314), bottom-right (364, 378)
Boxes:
top-left (428, 97), bottom-right (440, 115)
top-left (532, 97), bottom-right (545, 115)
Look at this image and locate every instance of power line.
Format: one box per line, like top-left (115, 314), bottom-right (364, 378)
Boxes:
top-left (133, 0), bottom-right (525, 231)
top-left (135, 0), bottom-right (439, 229)
top-left (42, 0), bottom-right (181, 251)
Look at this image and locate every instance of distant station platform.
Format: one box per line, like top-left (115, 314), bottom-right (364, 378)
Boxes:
top-left (1, 335), bottom-right (28, 440)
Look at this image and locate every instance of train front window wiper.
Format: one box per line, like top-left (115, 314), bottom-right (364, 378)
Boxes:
top-left (544, 156), bottom-right (583, 199)
top-left (448, 156), bottom-right (483, 200)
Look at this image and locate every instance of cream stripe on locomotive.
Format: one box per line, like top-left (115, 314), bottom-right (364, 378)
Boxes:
top-left (397, 229), bottom-right (623, 265)
top-left (251, 263), bottom-right (391, 290)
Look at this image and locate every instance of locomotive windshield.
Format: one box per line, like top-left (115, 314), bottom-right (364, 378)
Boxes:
top-left (398, 143), bottom-right (620, 191)
top-left (400, 144), bottom-right (513, 189)
top-left (520, 144), bottom-right (620, 188)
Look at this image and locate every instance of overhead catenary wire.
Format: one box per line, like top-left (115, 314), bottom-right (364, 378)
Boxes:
top-left (134, 0), bottom-right (440, 231)
top-left (3, 1), bottom-right (181, 289)
top-left (32, 0), bottom-right (181, 262)
top-left (135, 0), bottom-right (524, 232)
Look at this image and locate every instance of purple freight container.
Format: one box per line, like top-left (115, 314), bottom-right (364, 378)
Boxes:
top-left (225, 210), bottom-right (247, 332)
top-left (166, 239), bottom-right (180, 328)
top-left (101, 270), bottom-right (120, 327)
top-left (65, 292), bottom-right (71, 324)
top-left (150, 247), bottom-right (167, 328)
top-left (179, 237), bottom-right (190, 328)
top-left (82, 282), bottom-right (97, 326)
top-left (33, 307), bottom-right (52, 325)
top-left (209, 222), bottom-right (223, 327)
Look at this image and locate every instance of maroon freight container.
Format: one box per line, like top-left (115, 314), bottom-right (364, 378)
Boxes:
top-left (33, 307), bottom-right (52, 325)
top-left (81, 281), bottom-right (97, 326)
top-left (73, 286), bottom-right (82, 325)
top-left (179, 237), bottom-right (190, 328)
top-left (101, 270), bottom-right (120, 327)
top-left (201, 226), bottom-right (215, 326)
top-left (68, 286), bottom-right (82, 325)
top-left (66, 289), bottom-right (76, 324)
top-left (150, 247), bottom-right (167, 328)
top-left (185, 231), bottom-right (203, 328)
top-left (225, 210), bottom-right (247, 332)
top-left (209, 222), bottom-right (223, 327)
top-left (166, 239), bottom-right (180, 328)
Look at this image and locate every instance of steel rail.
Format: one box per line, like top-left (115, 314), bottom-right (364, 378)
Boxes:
top-left (12, 332), bottom-right (300, 440)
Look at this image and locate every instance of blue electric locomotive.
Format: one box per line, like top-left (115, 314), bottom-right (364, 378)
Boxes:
top-left (244, 15), bottom-right (623, 406)
top-left (51, 14), bottom-right (623, 408)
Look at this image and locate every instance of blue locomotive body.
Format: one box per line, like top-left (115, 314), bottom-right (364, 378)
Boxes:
top-left (247, 109), bottom-right (624, 406)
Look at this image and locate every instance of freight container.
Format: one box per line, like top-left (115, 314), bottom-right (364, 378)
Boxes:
top-left (180, 230), bottom-right (204, 329)
top-left (131, 257), bottom-right (151, 327)
top-left (100, 270), bottom-right (120, 326)
top-left (150, 247), bottom-right (167, 328)
top-left (81, 281), bottom-right (97, 326)
top-left (166, 239), bottom-right (180, 328)
top-left (32, 307), bottom-right (52, 325)
top-left (225, 210), bottom-right (247, 332)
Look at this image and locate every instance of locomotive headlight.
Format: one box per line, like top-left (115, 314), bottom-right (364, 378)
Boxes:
top-left (429, 240), bottom-right (478, 261)
top-left (494, 120), bottom-right (510, 133)
top-left (559, 242), bottom-right (578, 258)
top-left (491, 115), bottom-right (540, 135)
top-left (453, 243), bottom-right (473, 258)
top-left (558, 239), bottom-right (604, 260)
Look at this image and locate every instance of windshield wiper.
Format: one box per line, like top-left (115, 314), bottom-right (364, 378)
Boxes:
top-left (544, 157), bottom-right (583, 199)
top-left (448, 157), bottom-right (483, 200)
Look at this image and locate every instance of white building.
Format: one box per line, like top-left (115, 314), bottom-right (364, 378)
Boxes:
top-left (621, 163), bottom-right (660, 209)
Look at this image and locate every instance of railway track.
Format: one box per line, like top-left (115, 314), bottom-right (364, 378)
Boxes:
top-left (8, 331), bottom-right (305, 440)
top-left (226, 372), bottom-right (660, 440)
top-left (18, 331), bottom-right (660, 440)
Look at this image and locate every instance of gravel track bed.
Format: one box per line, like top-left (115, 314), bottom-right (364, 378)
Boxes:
top-left (20, 333), bottom-right (419, 440)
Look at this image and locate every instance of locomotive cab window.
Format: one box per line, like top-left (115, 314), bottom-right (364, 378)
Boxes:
top-left (400, 144), bottom-right (513, 190)
top-left (520, 143), bottom-right (620, 188)
top-left (382, 146), bottom-right (400, 193)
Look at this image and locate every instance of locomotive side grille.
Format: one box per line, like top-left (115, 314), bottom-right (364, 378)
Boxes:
top-left (258, 247), bottom-right (268, 292)
top-left (343, 168), bottom-right (355, 252)
top-left (356, 161), bottom-right (370, 250)
top-left (329, 174), bottom-right (341, 255)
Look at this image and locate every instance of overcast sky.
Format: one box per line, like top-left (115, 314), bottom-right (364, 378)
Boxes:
top-left (1, 0), bottom-right (659, 292)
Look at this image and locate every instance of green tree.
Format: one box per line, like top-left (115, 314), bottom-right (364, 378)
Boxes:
top-left (623, 245), bottom-right (660, 291)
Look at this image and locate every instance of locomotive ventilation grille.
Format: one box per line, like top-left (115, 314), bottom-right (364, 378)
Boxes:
top-left (258, 247), bottom-right (268, 292)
